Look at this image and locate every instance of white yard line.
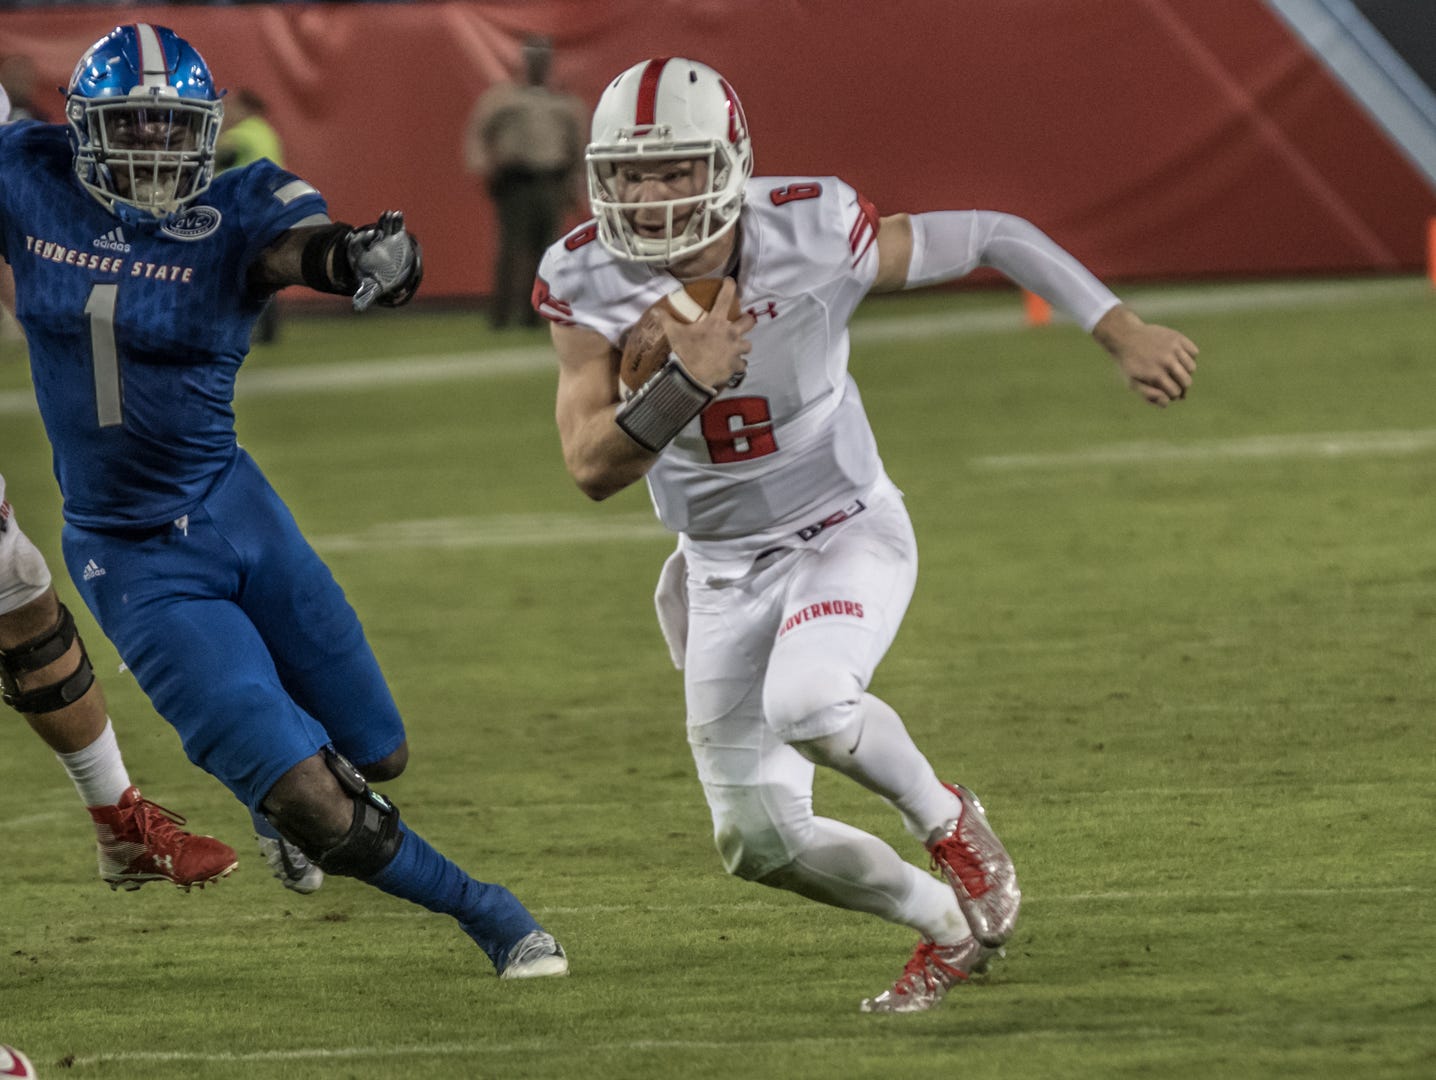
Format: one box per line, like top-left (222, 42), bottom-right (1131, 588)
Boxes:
top-left (24, 884), bottom-right (1416, 930)
top-left (309, 512), bottom-right (668, 553)
top-left (66, 1031), bottom-right (1173, 1068)
top-left (850, 276), bottom-right (1430, 341)
top-left (973, 428), bottom-right (1436, 469)
top-left (0, 811), bottom-right (66, 829)
top-left (0, 277), bottom-right (1425, 418)
top-left (47, 871), bottom-right (1420, 1066)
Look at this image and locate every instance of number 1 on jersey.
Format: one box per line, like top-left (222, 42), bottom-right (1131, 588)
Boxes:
top-left (85, 283), bottom-right (123, 428)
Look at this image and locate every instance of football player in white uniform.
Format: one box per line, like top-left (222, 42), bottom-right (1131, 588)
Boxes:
top-left (538, 58), bottom-right (1197, 1013)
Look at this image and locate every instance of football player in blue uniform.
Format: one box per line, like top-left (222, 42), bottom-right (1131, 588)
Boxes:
top-left (3, 75), bottom-right (239, 895)
top-left (0, 24), bottom-right (566, 978)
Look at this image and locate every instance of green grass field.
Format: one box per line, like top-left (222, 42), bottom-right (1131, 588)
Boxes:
top-left (0, 279), bottom-right (1432, 1078)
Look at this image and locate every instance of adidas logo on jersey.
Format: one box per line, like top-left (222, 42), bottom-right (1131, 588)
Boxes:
top-left (92, 226), bottom-right (131, 253)
top-left (81, 558), bottom-right (107, 581)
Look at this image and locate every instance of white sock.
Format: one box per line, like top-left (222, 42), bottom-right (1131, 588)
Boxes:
top-left (762, 817), bottom-right (971, 944)
top-left (56, 718), bottom-right (132, 808)
top-left (795, 694), bottom-right (961, 843)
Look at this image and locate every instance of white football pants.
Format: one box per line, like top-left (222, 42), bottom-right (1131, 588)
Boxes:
top-left (0, 474), bottom-right (54, 617)
top-left (678, 492), bottom-right (967, 941)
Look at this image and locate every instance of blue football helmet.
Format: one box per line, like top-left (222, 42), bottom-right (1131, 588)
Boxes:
top-left (65, 24), bottom-right (224, 221)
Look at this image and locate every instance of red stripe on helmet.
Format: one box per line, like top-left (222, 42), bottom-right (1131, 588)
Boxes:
top-left (634, 57), bottom-right (672, 126)
top-left (718, 77), bottom-right (747, 144)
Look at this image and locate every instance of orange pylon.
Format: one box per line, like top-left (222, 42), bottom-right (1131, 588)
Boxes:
top-left (1427, 217), bottom-right (1436, 289)
top-left (1023, 290), bottom-right (1052, 326)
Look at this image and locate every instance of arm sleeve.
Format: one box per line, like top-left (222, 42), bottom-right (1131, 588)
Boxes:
top-left (907, 210), bottom-right (1120, 332)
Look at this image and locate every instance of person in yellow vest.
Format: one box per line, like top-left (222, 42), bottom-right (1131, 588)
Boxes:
top-left (217, 90), bottom-right (286, 343)
top-left (464, 36), bottom-right (587, 329)
top-left (216, 88), bottom-right (284, 170)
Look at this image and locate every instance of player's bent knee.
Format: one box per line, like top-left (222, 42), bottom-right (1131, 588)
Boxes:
top-left (0, 516), bottom-right (53, 617)
top-left (266, 747), bottom-right (403, 879)
top-left (715, 821), bottom-right (791, 881)
top-left (789, 717), bottom-right (865, 771)
top-left (712, 797), bottom-right (814, 882)
top-left (359, 742), bottom-right (408, 783)
top-left (0, 601), bottom-right (96, 715)
top-left (754, 859), bottom-right (811, 896)
top-left (762, 665), bottom-right (862, 743)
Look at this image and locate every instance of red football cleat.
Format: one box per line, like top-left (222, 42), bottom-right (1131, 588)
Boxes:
top-left (88, 786), bottom-right (238, 891)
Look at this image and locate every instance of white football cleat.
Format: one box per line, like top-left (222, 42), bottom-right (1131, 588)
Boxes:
top-left (499, 930), bottom-right (569, 979)
top-left (256, 834), bottom-right (325, 894)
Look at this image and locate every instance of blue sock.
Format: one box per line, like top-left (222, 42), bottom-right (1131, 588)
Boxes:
top-left (365, 822), bottom-right (541, 970)
top-left (251, 808), bottom-right (281, 839)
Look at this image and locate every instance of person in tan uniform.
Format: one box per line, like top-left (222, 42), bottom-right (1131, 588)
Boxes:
top-left (464, 35), bottom-right (586, 329)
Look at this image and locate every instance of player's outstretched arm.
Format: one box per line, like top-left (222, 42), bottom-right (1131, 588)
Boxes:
top-left (250, 213), bottom-right (424, 312)
top-left (872, 209), bottom-right (1197, 406)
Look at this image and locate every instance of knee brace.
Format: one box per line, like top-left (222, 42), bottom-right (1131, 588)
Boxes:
top-left (268, 747), bottom-right (403, 879)
top-left (0, 602), bottom-right (95, 715)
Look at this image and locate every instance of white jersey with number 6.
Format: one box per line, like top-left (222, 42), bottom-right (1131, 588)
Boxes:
top-left (537, 176), bottom-right (887, 547)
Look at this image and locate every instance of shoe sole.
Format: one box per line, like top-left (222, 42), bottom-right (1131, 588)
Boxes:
top-left (104, 860), bottom-right (238, 893)
top-left (499, 958), bottom-right (570, 979)
top-left (274, 874), bottom-right (324, 895)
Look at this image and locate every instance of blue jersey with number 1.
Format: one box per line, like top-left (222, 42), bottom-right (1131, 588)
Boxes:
top-left (0, 120), bottom-right (329, 530)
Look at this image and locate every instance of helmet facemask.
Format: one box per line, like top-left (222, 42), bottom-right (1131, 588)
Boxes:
top-left (588, 139), bottom-right (746, 265)
top-left (68, 90), bottom-right (223, 219)
top-left (585, 58), bottom-right (754, 266)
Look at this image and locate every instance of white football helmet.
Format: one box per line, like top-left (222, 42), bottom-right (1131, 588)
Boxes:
top-left (587, 57), bottom-right (753, 265)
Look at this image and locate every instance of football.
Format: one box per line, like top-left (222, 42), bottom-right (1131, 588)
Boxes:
top-left (617, 279), bottom-right (742, 398)
top-left (0, 1046), bottom-right (36, 1078)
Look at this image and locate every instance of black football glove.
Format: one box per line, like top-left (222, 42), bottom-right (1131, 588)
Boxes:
top-left (347, 210), bottom-right (423, 312)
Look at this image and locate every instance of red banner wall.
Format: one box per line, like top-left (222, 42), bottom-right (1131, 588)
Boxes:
top-left (2, 0), bottom-right (1433, 298)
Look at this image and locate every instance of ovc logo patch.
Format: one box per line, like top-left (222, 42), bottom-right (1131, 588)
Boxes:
top-left (162, 206), bottom-right (223, 241)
